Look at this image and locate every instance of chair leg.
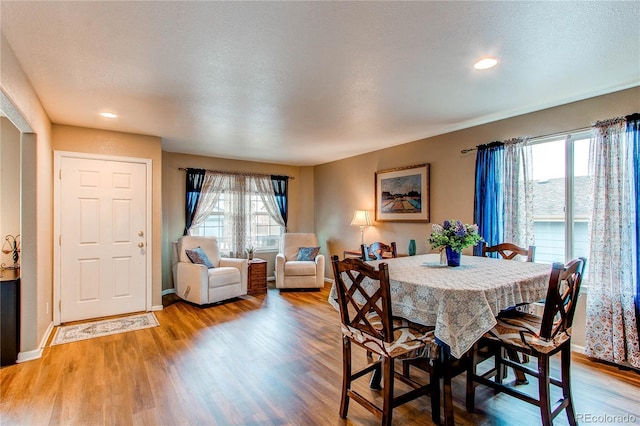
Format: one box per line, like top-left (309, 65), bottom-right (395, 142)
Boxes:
top-left (465, 344), bottom-right (477, 413)
top-left (501, 348), bottom-right (509, 379)
top-left (561, 345), bottom-right (577, 426)
top-left (381, 357), bottom-right (394, 426)
top-left (340, 337), bottom-right (351, 419)
top-left (442, 354), bottom-right (455, 426)
top-left (402, 359), bottom-right (411, 377)
top-left (369, 354), bottom-right (383, 390)
top-left (505, 348), bottom-right (529, 384)
top-left (430, 362), bottom-right (441, 425)
top-left (537, 354), bottom-right (553, 426)
top-left (493, 345), bottom-right (503, 395)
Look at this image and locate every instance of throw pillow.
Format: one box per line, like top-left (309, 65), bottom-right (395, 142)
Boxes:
top-left (296, 246), bottom-right (320, 261)
top-left (185, 246), bottom-right (215, 268)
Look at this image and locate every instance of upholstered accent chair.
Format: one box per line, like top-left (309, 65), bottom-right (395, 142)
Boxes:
top-left (174, 236), bottom-right (248, 305)
top-left (275, 233), bottom-right (325, 289)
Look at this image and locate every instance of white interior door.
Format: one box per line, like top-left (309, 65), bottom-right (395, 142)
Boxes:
top-left (58, 155), bottom-right (148, 323)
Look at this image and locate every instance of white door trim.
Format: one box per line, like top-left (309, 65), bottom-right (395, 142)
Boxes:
top-left (53, 150), bottom-right (152, 325)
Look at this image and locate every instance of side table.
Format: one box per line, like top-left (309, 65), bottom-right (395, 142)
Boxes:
top-left (247, 258), bottom-right (267, 295)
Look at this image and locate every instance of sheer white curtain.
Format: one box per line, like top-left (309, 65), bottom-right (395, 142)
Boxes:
top-left (227, 174), bottom-right (249, 257)
top-left (187, 171), bottom-right (284, 257)
top-left (503, 137), bottom-right (534, 250)
top-left (585, 118), bottom-right (640, 369)
top-left (189, 172), bottom-right (227, 231)
top-left (254, 175), bottom-right (286, 229)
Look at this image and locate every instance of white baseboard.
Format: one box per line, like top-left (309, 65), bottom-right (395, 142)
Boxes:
top-left (17, 320), bottom-right (54, 363)
top-left (572, 343), bottom-right (586, 354)
top-left (151, 305), bottom-right (163, 311)
top-left (17, 348), bottom-right (43, 363)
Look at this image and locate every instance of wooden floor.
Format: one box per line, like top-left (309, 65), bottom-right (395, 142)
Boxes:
top-left (1, 285), bottom-right (639, 425)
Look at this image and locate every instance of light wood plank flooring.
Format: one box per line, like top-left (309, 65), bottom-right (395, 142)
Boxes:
top-left (1, 285), bottom-right (638, 425)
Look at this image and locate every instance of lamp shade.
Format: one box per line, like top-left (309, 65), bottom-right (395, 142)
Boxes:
top-left (350, 210), bottom-right (372, 227)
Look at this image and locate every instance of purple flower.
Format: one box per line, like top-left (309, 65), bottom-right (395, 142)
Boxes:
top-left (443, 220), bottom-right (451, 229)
top-left (454, 223), bottom-right (467, 237)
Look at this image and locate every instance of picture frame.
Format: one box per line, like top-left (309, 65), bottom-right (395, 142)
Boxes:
top-left (375, 163), bottom-right (430, 222)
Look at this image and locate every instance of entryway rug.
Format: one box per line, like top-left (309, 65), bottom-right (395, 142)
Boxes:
top-left (51, 312), bottom-right (159, 345)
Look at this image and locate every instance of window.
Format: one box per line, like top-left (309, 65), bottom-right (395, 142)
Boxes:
top-left (530, 131), bottom-right (591, 264)
top-left (249, 193), bottom-right (283, 250)
top-left (191, 192), bottom-right (283, 254)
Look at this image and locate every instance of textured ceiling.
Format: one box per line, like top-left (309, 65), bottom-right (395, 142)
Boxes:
top-left (1, 1), bottom-right (639, 166)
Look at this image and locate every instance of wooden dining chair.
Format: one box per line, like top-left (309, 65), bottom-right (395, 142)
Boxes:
top-left (361, 241), bottom-right (398, 260)
top-left (466, 257), bottom-right (586, 426)
top-left (330, 255), bottom-right (440, 426)
top-left (481, 241), bottom-right (536, 262)
top-left (481, 241), bottom-right (537, 367)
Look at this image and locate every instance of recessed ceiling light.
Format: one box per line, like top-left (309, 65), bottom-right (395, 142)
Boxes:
top-left (474, 57), bottom-right (498, 70)
top-left (99, 112), bottom-right (118, 118)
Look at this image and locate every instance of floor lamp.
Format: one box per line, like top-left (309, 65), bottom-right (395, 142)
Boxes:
top-left (350, 210), bottom-right (372, 247)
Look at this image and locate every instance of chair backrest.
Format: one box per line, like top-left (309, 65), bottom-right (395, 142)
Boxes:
top-left (361, 241), bottom-right (398, 260)
top-left (282, 233), bottom-right (319, 261)
top-left (539, 257), bottom-right (586, 341)
top-left (331, 255), bottom-right (394, 343)
top-left (177, 236), bottom-right (221, 266)
top-left (481, 242), bottom-right (535, 262)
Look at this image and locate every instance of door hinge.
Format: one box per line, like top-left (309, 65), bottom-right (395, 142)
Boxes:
top-left (59, 235), bottom-right (61, 246)
top-left (59, 169), bottom-right (62, 180)
top-left (59, 300), bottom-right (62, 312)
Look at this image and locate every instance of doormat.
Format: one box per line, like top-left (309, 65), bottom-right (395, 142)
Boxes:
top-left (51, 312), bottom-right (159, 345)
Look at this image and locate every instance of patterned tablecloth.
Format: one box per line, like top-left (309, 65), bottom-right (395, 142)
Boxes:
top-left (329, 253), bottom-right (552, 358)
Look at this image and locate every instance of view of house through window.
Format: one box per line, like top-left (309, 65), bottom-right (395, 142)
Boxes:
top-left (530, 131), bottom-right (591, 265)
top-left (191, 192), bottom-right (283, 255)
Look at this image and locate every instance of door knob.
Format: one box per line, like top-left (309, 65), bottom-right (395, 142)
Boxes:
top-left (138, 231), bottom-right (144, 237)
top-left (138, 242), bottom-right (144, 248)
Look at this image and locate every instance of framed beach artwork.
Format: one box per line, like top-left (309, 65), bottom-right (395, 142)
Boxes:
top-left (375, 163), bottom-right (430, 222)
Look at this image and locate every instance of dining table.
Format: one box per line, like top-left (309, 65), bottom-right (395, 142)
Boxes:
top-left (328, 253), bottom-right (552, 425)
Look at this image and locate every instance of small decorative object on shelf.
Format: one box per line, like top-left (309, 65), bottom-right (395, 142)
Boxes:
top-left (1, 234), bottom-right (20, 270)
top-left (245, 246), bottom-right (255, 260)
top-left (429, 220), bottom-right (482, 267)
top-left (408, 239), bottom-right (417, 256)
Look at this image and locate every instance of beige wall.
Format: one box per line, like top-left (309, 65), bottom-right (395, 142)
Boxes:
top-left (314, 86), bottom-right (640, 350)
top-left (162, 151), bottom-right (311, 290)
top-left (1, 117), bottom-right (21, 267)
top-left (52, 125), bottom-right (163, 307)
top-left (1, 32), bottom-right (54, 357)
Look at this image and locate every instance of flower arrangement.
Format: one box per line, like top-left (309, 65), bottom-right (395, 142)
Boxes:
top-left (429, 220), bottom-right (482, 253)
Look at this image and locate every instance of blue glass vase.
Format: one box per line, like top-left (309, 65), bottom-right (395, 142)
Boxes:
top-left (408, 239), bottom-right (416, 256)
top-left (445, 246), bottom-right (461, 267)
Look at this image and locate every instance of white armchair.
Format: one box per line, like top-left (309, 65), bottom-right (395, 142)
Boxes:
top-left (275, 233), bottom-right (325, 289)
top-left (174, 236), bottom-right (248, 304)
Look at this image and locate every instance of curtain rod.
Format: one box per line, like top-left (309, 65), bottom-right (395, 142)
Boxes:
top-left (178, 167), bottom-right (295, 180)
top-left (460, 126), bottom-right (591, 154)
